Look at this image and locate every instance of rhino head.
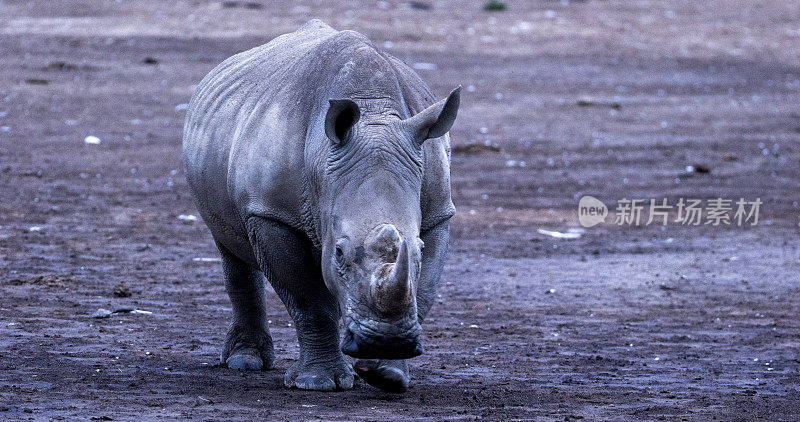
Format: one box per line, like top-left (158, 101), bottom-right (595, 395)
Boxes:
top-left (319, 87), bottom-right (460, 360)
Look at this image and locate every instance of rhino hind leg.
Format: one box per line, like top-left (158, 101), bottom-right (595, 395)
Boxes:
top-left (354, 359), bottom-right (410, 393)
top-left (218, 242), bottom-right (276, 371)
top-left (247, 217), bottom-right (354, 391)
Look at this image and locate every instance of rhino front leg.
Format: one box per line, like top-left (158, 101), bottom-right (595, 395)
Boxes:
top-left (416, 218), bottom-right (451, 322)
top-left (247, 217), bottom-right (354, 391)
top-left (218, 242), bottom-right (275, 371)
top-left (355, 218), bottom-right (450, 392)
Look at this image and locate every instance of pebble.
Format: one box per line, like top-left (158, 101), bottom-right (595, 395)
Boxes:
top-left (113, 283), bottom-right (132, 298)
top-left (92, 308), bottom-right (113, 318)
top-left (537, 228), bottom-right (583, 240)
top-left (178, 214), bottom-right (198, 222)
top-left (84, 135), bottom-right (101, 145)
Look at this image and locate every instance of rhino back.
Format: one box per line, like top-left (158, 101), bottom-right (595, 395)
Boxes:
top-left (182, 20), bottom-right (367, 259)
top-left (183, 20), bottom-right (455, 260)
top-left (382, 54), bottom-right (456, 232)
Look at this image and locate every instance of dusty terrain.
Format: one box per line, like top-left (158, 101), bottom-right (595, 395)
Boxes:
top-left (1, 0), bottom-right (799, 420)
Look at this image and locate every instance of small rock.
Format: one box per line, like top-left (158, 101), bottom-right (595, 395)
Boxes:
top-left (113, 283), bottom-right (132, 298)
top-left (722, 153), bottom-right (738, 161)
top-left (483, 0), bottom-right (507, 11)
top-left (694, 164), bottom-right (710, 173)
top-left (408, 1), bottom-right (431, 10)
top-left (92, 308), bottom-right (113, 319)
top-left (25, 78), bottom-right (49, 85)
top-left (178, 214), bottom-right (198, 222)
top-left (577, 98), bottom-right (621, 109)
top-left (84, 135), bottom-right (101, 145)
top-left (537, 228), bottom-right (584, 239)
top-left (43, 61), bottom-right (77, 71)
top-left (221, 0), bottom-right (263, 8)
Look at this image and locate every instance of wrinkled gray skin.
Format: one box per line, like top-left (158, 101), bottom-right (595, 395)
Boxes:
top-left (182, 19), bottom-right (458, 392)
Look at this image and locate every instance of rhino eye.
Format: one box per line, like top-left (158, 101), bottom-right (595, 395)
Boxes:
top-left (334, 238), bottom-right (348, 264)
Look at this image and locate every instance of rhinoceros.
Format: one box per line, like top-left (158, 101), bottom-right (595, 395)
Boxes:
top-left (182, 19), bottom-right (459, 392)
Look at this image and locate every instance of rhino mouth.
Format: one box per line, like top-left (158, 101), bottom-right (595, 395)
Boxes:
top-left (340, 319), bottom-right (423, 359)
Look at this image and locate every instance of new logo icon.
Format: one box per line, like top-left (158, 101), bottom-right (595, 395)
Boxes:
top-left (578, 195), bottom-right (608, 227)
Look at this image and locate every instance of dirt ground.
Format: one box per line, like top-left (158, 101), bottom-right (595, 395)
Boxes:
top-left (1, 0), bottom-right (799, 420)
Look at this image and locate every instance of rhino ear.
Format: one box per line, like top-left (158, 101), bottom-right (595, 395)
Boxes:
top-left (325, 99), bottom-right (361, 145)
top-left (404, 86), bottom-right (461, 143)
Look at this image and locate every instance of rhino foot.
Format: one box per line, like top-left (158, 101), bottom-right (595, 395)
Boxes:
top-left (284, 357), bottom-right (354, 391)
top-left (221, 321), bottom-right (275, 371)
top-left (353, 359), bottom-right (410, 393)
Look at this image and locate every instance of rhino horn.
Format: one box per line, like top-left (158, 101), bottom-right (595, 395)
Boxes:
top-left (371, 238), bottom-right (413, 314)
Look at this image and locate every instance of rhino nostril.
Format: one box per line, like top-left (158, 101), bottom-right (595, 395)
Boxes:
top-left (340, 327), bottom-right (423, 359)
